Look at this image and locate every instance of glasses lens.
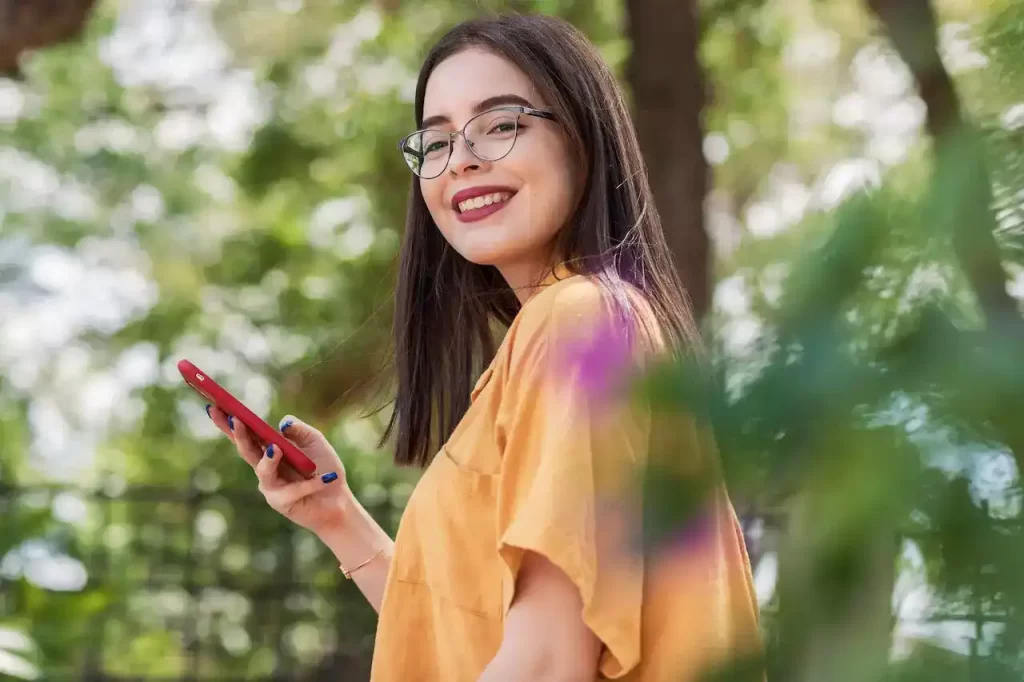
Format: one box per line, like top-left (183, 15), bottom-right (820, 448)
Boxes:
top-left (401, 130), bottom-right (452, 178)
top-left (465, 110), bottom-right (518, 161)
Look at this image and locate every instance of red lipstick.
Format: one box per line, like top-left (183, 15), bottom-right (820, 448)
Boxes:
top-left (450, 185), bottom-right (517, 223)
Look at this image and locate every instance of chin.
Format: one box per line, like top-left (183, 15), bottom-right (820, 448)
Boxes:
top-left (440, 227), bottom-right (511, 265)
top-left (440, 217), bottom-right (556, 272)
top-left (452, 243), bottom-right (515, 267)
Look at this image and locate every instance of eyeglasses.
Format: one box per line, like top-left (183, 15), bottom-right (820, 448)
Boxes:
top-left (398, 105), bottom-right (556, 179)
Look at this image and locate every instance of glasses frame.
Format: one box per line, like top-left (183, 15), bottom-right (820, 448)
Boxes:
top-left (397, 105), bottom-right (557, 179)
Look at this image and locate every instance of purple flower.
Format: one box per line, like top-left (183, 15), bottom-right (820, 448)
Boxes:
top-left (560, 317), bottom-right (635, 402)
top-left (667, 508), bottom-right (715, 553)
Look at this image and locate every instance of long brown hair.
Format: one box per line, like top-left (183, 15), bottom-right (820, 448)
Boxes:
top-left (382, 13), bottom-right (700, 468)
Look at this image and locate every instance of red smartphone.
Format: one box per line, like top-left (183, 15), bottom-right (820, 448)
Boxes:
top-left (178, 358), bottom-right (317, 479)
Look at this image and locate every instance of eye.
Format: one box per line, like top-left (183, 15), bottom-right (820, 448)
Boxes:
top-left (424, 140), bottom-right (450, 154)
top-left (489, 122), bottom-right (516, 134)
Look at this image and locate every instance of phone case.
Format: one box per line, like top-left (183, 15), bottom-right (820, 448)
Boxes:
top-left (178, 359), bottom-right (317, 478)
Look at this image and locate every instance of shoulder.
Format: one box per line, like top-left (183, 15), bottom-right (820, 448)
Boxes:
top-left (508, 276), bottom-right (610, 354)
top-left (520, 275), bottom-right (664, 345)
top-left (504, 275), bottom-right (664, 376)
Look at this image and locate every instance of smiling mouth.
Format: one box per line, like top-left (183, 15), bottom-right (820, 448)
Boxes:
top-left (457, 191), bottom-right (514, 214)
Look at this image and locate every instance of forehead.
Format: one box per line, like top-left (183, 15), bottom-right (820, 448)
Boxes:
top-left (422, 48), bottom-right (544, 120)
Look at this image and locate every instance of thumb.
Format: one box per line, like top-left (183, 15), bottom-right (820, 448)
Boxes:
top-left (278, 415), bottom-right (325, 449)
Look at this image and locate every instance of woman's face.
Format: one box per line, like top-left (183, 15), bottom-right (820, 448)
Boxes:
top-left (418, 48), bottom-right (577, 286)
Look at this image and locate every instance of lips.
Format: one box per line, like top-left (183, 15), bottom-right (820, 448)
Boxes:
top-left (450, 185), bottom-right (517, 224)
top-left (450, 185), bottom-right (517, 211)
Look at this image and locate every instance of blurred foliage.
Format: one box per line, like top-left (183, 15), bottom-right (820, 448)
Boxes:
top-left (0, 0), bottom-right (1023, 680)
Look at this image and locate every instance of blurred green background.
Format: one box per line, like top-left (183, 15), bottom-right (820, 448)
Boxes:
top-left (1, 0), bottom-right (1023, 680)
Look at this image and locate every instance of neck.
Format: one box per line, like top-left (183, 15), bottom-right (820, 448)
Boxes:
top-left (498, 257), bottom-right (571, 305)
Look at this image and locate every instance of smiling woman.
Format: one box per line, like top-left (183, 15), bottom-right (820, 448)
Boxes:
top-left (212, 12), bottom-right (762, 682)
top-left (410, 55), bottom-right (578, 287)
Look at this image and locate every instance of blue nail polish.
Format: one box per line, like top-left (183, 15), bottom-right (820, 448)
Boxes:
top-left (205, 404), bottom-right (211, 418)
top-left (280, 419), bottom-right (293, 432)
top-left (265, 445), bottom-right (274, 459)
top-left (228, 416), bottom-right (234, 431)
top-left (322, 472), bottom-right (338, 484)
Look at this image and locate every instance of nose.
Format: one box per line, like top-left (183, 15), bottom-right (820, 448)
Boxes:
top-left (448, 133), bottom-right (484, 176)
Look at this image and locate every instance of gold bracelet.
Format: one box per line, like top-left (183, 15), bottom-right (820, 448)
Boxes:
top-left (340, 548), bottom-right (384, 580)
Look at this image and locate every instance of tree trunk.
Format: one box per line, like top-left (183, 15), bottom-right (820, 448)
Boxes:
top-left (0, 0), bottom-right (99, 77)
top-left (625, 0), bottom-right (711, 321)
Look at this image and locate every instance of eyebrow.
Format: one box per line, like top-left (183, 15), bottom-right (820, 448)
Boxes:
top-left (420, 94), bottom-right (536, 129)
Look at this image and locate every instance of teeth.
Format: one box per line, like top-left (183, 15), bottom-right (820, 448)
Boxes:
top-left (458, 192), bottom-right (511, 213)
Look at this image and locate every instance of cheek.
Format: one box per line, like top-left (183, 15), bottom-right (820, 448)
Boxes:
top-left (523, 146), bottom-right (577, 231)
top-left (553, 160), bottom-right (578, 215)
top-left (420, 181), bottom-right (447, 223)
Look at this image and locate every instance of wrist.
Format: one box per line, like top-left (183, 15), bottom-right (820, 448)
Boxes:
top-left (315, 486), bottom-right (359, 546)
top-left (317, 487), bottom-right (391, 564)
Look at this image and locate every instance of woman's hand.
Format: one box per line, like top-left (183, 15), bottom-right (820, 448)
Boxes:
top-left (208, 404), bottom-right (393, 613)
top-left (208, 405), bottom-right (350, 537)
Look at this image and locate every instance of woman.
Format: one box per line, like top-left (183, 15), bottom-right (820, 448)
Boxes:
top-left (208, 13), bottom-right (761, 681)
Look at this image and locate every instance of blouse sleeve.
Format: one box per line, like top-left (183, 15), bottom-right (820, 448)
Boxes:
top-left (494, 282), bottom-right (651, 678)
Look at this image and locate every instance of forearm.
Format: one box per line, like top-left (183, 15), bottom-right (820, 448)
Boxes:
top-left (318, 489), bottom-right (394, 613)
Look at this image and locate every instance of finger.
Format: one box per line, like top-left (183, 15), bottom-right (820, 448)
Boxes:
top-left (255, 441), bottom-right (285, 490)
top-left (278, 414), bottom-right (325, 449)
top-left (264, 470), bottom-right (342, 514)
top-left (207, 404), bottom-right (233, 438)
top-left (231, 418), bottom-right (264, 470)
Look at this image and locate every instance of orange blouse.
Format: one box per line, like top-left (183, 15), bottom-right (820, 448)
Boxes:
top-left (370, 273), bottom-right (761, 681)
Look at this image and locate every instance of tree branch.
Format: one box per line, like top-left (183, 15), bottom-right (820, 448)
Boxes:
top-left (866, 0), bottom-right (1021, 328)
top-left (867, 0), bottom-right (1024, 470)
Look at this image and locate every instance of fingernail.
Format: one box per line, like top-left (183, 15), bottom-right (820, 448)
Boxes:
top-left (321, 472), bottom-right (338, 484)
top-left (228, 416), bottom-right (234, 431)
top-left (205, 404), bottom-right (211, 418)
top-left (265, 444), bottom-right (274, 459)
top-left (280, 419), bottom-right (293, 432)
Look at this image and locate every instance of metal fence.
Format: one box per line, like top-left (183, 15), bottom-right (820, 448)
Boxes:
top-left (4, 481), bottom-right (1015, 680)
top-left (1, 479), bottom-right (400, 681)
